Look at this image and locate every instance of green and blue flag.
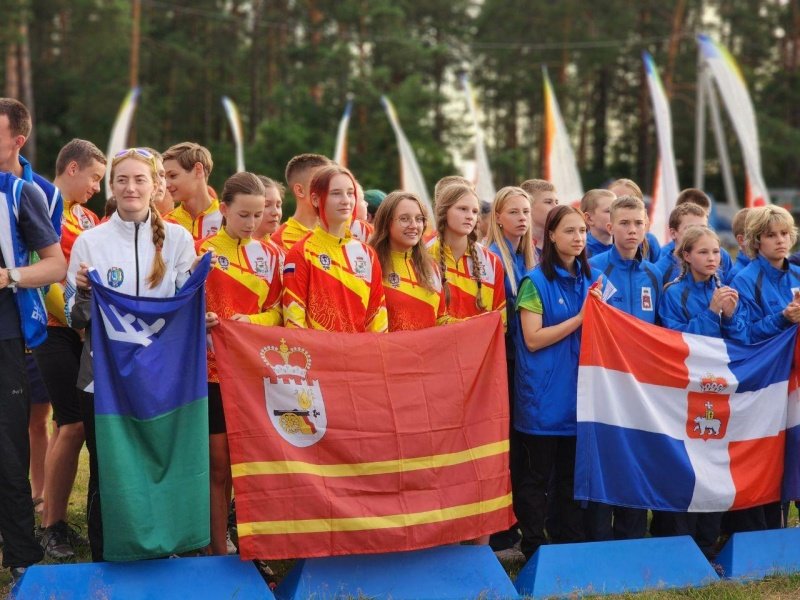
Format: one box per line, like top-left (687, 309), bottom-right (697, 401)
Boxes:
top-left (90, 255), bottom-right (211, 560)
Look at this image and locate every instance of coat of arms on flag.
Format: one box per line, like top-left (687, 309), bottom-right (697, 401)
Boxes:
top-left (261, 338), bottom-right (327, 447)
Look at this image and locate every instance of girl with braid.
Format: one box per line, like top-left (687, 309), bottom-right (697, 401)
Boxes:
top-left (425, 183), bottom-right (506, 328)
top-left (67, 148), bottom-right (201, 561)
top-left (659, 226), bottom-right (746, 340)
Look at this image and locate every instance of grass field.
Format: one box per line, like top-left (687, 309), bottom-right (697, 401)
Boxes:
top-left (3, 451), bottom-right (800, 599)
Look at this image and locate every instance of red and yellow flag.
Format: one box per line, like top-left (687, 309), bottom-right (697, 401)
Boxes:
top-left (211, 313), bottom-right (513, 559)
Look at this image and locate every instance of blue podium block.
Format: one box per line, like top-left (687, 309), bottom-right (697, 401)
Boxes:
top-left (275, 545), bottom-right (518, 600)
top-left (11, 555), bottom-right (273, 600)
top-left (717, 528), bottom-right (800, 580)
top-left (514, 536), bottom-right (719, 597)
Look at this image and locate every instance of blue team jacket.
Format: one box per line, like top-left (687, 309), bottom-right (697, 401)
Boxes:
top-left (586, 232), bottom-right (612, 258)
top-left (514, 263), bottom-right (597, 436)
top-left (589, 245), bottom-right (662, 324)
top-left (656, 240), bottom-right (734, 285)
top-left (659, 274), bottom-right (747, 340)
top-left (728, 252), bottom-right (751, 282)
top-left (731, 254), bottom-right (800, 343)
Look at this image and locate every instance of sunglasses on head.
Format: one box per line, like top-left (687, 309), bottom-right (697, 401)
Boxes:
top-left (114, 148), bottom-right (153, 159)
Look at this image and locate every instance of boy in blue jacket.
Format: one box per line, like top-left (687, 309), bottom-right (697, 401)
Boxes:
top-left (586, 195), bottom-right (660, 541)
top-left (656, 202), bottom-right (707, 285)
top-left (581, 189), bottom-right (615, 258)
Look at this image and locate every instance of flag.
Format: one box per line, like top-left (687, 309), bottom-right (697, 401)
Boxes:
top-left (783, 335), bottom-right (800, 500)
top-left (697, 34), bottom-right (769, 207)
top-left (90, 254), bottom-right (212, 561)
top-left (333, 99), bottom-right (352, 167)
top-left (381, 95), bottom-right (433, 216)
top-left (105, 87), bottom-right (140, 200)
top-left (542, 66), bottom-right (583, 204)
top-left (459, 73), bottom-right (495, 203)
top-left (222, 96), bottom-right (246, 173)
top-left (576, 296), bottom-right (796, 512)
top-left (211, 312), bottom-right (513, 560)
top-left (643, 52), bottom-right (680, 244)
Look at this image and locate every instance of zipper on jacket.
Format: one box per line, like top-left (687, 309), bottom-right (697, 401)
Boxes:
top-left (134, 222), bottom-right (141, 295)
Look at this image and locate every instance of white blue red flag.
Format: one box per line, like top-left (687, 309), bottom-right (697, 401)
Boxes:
top-left (576, 297), bottom-right (798, 512)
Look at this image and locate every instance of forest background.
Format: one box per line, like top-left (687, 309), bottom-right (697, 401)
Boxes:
top-left (2, 0), bottom-right (799, 214)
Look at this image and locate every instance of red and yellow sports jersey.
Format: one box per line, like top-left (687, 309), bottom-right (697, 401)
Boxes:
top-left (46, 201), bottom-right (100, 327)
top-left (383, 250), bottom-right (455, 331)
top-left (426, 238), bottom-right (507, 328)
top-left (350, 218), bottom-right (374, 243)
top-left (271, 217), bottom-right (313, 253)
top-left (166, 198), bottom-right (223, 241)
top-left (282, 227), bottom-right (388, 332)
top-left (199, 227), bottom-right (283, 381)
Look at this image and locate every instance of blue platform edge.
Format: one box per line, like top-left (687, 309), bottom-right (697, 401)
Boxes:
top-left (514, 535), bottom-right (720, 598)
top-left (10, 555), bottom-right (273, 600)
top-left (717, 528), bottom-right (800, 581)
top-left (275, 544), bottom-right (519, 600)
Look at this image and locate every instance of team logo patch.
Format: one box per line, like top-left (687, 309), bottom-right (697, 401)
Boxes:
top-left (254, 256), bottom-right (268, 277)
top-left (353, 256), bottom-right (367, 279)
top-left (217, 256), bottom-right (230, 270)
top-left (79, 213), bottom-right (94, 230)
top-left (641, 286), bottom-right (653, 311)
top-left (261, 339), bottom-right (327, 448)
top-left (319, 254), bottom-right (332, 270)
top-left (388, 272), bottom-right (401, 288)
top-left (107, 267), bottom-right (124, 288)
top-left (686, 373), bottom-right (730, 440)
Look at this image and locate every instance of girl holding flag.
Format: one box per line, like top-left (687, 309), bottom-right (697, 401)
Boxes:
top-left (426, 182), bottom-right (506, 327)
top-left (513, 205), bottom-right (601, 560)
top-left (68, 148), bottom-right (200, 561)
top-left (202, 172), bottom-right (283, 555)
top-left (282, 165), bottom-right (387, 332)
top-left (368, 190), bottom-right (452, 331)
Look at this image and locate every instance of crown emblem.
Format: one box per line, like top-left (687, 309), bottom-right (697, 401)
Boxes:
top-left (700, 373), bottom-right (728, 394)
top-left (260, 338), bottom-right (312, 378)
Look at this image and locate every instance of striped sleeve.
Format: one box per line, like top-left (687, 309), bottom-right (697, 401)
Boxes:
top-left (282, 243), bottom-right (309, 328)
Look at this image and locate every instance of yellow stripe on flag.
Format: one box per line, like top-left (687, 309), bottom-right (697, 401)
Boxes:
top-left (237, 493), bottom-right (513, 536)
top-left (232, 439), bottom-right (508, 479)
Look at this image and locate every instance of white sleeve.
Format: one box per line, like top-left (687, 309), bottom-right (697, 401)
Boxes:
top-left (173, 227), bottom-right (197, 289)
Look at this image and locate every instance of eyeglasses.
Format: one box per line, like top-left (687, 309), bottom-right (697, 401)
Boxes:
top-left (114, 148), bottom-right (153, 159)
top-left (395, 215), bottom-right (426, 226)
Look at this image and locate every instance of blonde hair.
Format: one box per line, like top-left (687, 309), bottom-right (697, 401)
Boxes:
top-left (732, 208), bottom-right (750, 238)
top-left (608, 178), bottom-right (643, 200)
top-left (485, 186), bottom-right (535, 296)
top-left (162, 142), bottom-right (213, 180)
top-left (110, 149), bottom-right (166, 289)
top-left (610, 195), bottom-right (646, 221)
top-left (666, 225), bottom-right (722, 289)
top-left (580, 189), bottom-right (615, 214)
top-left (744, 205), bottom-right (798, 259)
top-left (434, 175), bottom-right (473, 207)
top-left (520, 178), bottom-right (555, 200)
top-left (369, 191), bottom-right (436, 293)
top-left (434, 183), bottom-right (484, 310)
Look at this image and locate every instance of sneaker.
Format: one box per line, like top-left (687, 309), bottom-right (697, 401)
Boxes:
top-left (226, 531), bottom-right (238, 555)
top-left (40, 521), bottom-right (76, 560)
top-left (253, 560), bottom-right (278, 591)
top-left (65, 522), bottom-right (89, 548)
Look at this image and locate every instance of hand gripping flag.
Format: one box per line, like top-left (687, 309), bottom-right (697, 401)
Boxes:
top-left (576, 296), bottom-right (797, 512)
top-left (90, 254), bottom-right (211, 560)
top-left (211, 312), bottom-right (514, 560)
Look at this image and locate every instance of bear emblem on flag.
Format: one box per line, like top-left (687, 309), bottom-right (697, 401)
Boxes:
top-left (260, 338), bottom-right (327, 447)
top-left (686, 373), bottom-right (730, 440)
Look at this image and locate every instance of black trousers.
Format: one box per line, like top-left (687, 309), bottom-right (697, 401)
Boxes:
top-left (515, 433), bottom-right (585, 559)
top-left (585, 502), bottom-right (648, 541)
top-left (79, 389), bottom-right (104, 561)
top-left (0, 338), bottom-right (45, 568)
top-left (657, 511), bottom-right (722, 559)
